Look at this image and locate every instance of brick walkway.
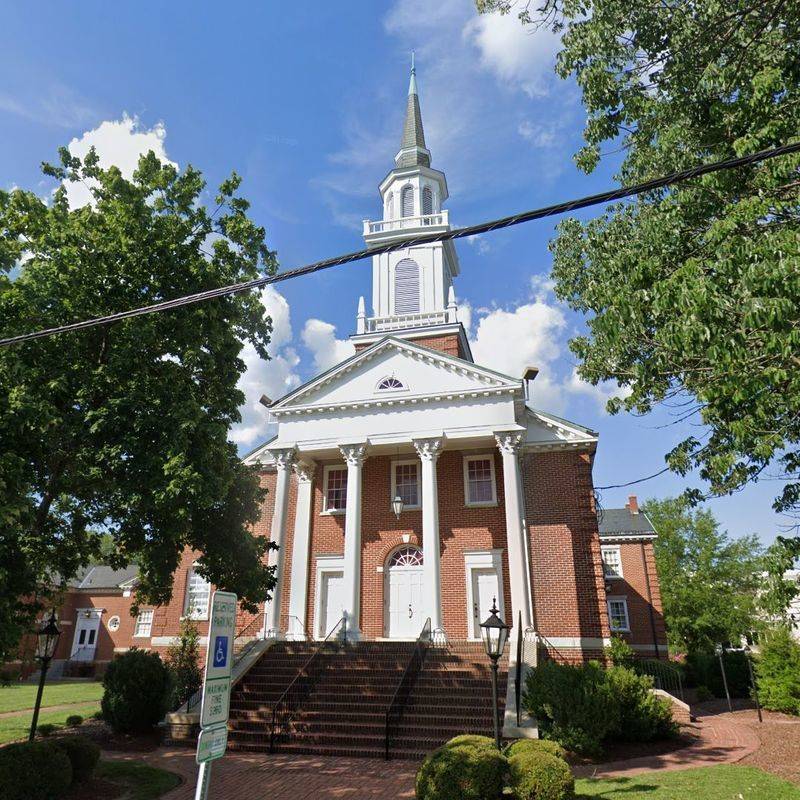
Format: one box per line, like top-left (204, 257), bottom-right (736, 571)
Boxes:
top-left (572, 709), bottom-right (761, 779)
top-left (107, 748), bottom-right (418, 799)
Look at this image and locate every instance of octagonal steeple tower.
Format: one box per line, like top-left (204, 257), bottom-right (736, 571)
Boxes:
top-left (352, 58), bottom-right (468, 360)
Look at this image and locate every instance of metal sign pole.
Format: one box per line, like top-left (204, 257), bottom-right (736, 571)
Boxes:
top-left (194, 761), bottom-right (211, 800)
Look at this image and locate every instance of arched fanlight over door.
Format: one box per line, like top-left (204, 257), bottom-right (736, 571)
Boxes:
top-left (388, 546), bottom-right (424, 568)
top-left (394, 258), bottom-right (420, 314)
top-left (401, 185), bottom-right (414, 218)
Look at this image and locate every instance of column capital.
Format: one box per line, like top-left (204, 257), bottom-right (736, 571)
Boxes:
top-left (413, 436), bottom-right (444, 462)
top-left (339, 442), bottom-right (368, 467)
top-left (292, 459), bottom-right (316, 483)
top-left (268, 446), bottom-right (297, 469)
top-left (495, 430), bottom-right (524, 455)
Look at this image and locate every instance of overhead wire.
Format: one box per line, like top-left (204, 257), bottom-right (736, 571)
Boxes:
top-left (2, 140), bottom-right (798, 348)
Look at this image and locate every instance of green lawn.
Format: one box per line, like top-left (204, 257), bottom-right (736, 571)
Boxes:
top-left (576, 765), bottom-right (800, 799)
top-left (0, 680), bottom-right (103, 713)
top-left (0, 701), bottom-right (100, 744)
top-left (96, 761), bottom-right (183, 800)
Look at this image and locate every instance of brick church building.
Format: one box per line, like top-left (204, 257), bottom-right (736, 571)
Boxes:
top-left (23, 65), bottom-right (667, 753)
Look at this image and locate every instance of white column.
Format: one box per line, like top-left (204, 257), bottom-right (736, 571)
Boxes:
top-left (495, 431), bottom-right (533, 636)
top-left (340, 443), bottom-right (367, 640)
top-left (286, 459), bottom-right (316, 640)
top-left (264, 446), bottom-right (295, 638)
top-left (414, 436), bottom-right (444, 638)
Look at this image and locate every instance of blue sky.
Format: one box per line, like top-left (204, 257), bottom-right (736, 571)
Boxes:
top-left (1, 0), bottom-right (791, 544)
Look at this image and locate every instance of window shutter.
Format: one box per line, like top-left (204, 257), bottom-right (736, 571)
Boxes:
top-left (422, 186), bottom-right (433, 215)
top-left (401, 186), bottom-right (414, 217)
top-left (394, 259), bottom-right (420, 314)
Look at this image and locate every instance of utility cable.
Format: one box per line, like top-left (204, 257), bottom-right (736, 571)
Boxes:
top-left (2, 140), bottom-right (798, 348)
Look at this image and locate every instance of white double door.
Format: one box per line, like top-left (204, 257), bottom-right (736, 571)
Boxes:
top-left (71, 610), bottom-right (101, 660)
top-left (386, 565), bottom-right (425, 638)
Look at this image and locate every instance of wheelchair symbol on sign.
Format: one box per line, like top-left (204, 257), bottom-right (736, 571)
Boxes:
top-left (213, 636), bottom-right (228, 668)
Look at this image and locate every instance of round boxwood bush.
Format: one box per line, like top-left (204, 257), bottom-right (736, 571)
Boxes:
top-left (36, 723), bottom-right (56, 737)
top-left (53, 736), bottom-right (101, 784)
top-left (0, 741), bottom-right (72, 800)
top-left (416, 737), bottom-right (507, 800)
top-left (101, 649), bottom-right (172, 733)
top-left (442, 734), bottom-right (496, 750)
top-left (65, 714), bottom-right (84, 728)
top-left (504, 738), bottom-right (567, 761)
top-left (508, 750), bottom-right (574, 800)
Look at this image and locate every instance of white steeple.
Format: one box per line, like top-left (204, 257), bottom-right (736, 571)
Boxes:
top-left (355, 58), bottom-right (461, 344)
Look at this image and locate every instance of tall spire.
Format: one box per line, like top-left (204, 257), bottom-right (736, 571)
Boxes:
top-left (396, 53), bottom-right (430, 169)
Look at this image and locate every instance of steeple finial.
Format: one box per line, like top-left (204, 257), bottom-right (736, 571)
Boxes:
top-left (397, 54), bottom-right (430, 168)
top-left (409, 51), bottom-right (417, 95)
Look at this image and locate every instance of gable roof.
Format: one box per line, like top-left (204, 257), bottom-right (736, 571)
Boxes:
top-left (269, 335), bottom-right (522, 413)
top-left (67, 565), bottom-right (139, 590)
top-left (597, 507), bottom-right (656, 539)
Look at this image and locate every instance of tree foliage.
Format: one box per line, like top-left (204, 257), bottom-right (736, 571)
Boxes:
top-left (478, 0), bottom-right (800, 520)
top-left (644, 497), bottom-right (763, 650)
top-left (759, 536), bottom-right (800, 619)
top-left (0, 148), bottom-right (278, 659)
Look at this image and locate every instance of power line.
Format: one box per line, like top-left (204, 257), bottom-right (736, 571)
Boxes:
top-left (595, 466), bottom-right (671, 490)
top-left (2, 140), bottom-right (798, 348)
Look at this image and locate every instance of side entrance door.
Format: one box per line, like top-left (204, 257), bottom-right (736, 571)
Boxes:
top-left (318, 570), bottom-right (344, 639)
top-left (71, 610), bottom-right (101, 661)
top-left (471, 568), bottom-right (500, 639)
top-left (386, 547), bottom-right (424, 638)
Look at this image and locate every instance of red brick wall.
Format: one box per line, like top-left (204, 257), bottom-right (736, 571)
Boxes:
top-left (354, 332), bottom-right (469, 360)
top-left (523, 450), bottom-right (611, 644)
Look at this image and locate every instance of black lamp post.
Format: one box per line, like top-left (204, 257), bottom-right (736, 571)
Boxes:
top-left (480, 598), bottom-right (510, 749)
top-left (29, 611), bottom-right (61, 741)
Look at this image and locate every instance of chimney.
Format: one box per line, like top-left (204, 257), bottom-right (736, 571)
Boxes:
top-left (626, 495), bottom-right (639, 514)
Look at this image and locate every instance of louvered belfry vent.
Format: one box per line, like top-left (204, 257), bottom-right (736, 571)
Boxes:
top-left (401, 186), bottom-right (414, 217)
top-left (394, 259), bottom-right (420, 313)
top-left (422, 186), bottom-right (433, 215)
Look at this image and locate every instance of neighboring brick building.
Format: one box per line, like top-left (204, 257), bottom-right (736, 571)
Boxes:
top-left (39, 64), bottom-right (667, 681)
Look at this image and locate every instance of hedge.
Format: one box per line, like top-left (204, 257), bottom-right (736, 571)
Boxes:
top-left (756, 627), bottom-right (800, 715)
top-left (415, 737), bottom-right (507, 800)
top-left (507, 750), bottom-right (574, 800)
top-left (503, 738), bottom-right (567, 761)
top-left (0, 741), bottom-right (72, 800)
top-left (53, 736), bottom-right (101, 783)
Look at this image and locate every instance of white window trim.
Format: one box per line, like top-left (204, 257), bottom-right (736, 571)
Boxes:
top-left (321, 464), bottom-right (348, 515)
top-left (107, 615), bottom-right (121, 632)
top-left (375, 375), bottom-right (409, 394)
top-left (313, 555), bottom-right (345, 640)
top-left (463, 549), bottom-right (506, 642)
top-left (184, 566), bottom-right (211, 621)
top-left (607, 596), bottom-right (630, 633)
top-left (601, 545), bottom-right (624, 579)
top-left (133, 609), bottom-right (154, 638)
top-left (391, 458), bottom-right (421, 510)
top-left (463, 454), bottom-right (498, 507)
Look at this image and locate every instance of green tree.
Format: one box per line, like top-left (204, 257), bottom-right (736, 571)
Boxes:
top-left (477, 0), bottom-right (800, 521)
top-left (759, 536), bottom-right (800, 619)
top-left (644, 497), bottom-right (763, 650)
top-left (756, 626), bottom-right (800, 716)
top-left (166, 618), bottom-right (203, 708)
top-left (0, 147), bottom-right (278, 659)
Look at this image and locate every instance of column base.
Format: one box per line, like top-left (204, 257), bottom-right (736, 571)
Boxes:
top-left (265, 628), bottom-right (284, 640)
top-left (432, 628), bottom-right (447, 646)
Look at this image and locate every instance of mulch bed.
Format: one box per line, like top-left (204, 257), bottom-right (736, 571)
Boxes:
top-left (64, 777), bottom-right (124, 800)
top-left (77, 717), bottom-right (164, 752)
top-left (565, 728), bottom-right (699, 767)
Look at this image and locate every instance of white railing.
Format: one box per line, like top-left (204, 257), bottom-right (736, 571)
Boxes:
top-left (364, 310), bottom-right (452, 333)
top-left (363, 210), bottom-right (449, 237)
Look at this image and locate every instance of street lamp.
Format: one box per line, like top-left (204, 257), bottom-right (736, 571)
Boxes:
top-left (480, 598), bottom-right (510, 749)
top-left (29, 611), bottom-right (61, 741)
top-left (391, 495), bottom-right (404, 520)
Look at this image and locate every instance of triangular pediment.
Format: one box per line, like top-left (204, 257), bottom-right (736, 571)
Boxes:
top-left (271, 337), bottom-right (519, 413)
top-left (523, 407), bottom-right (598, 447)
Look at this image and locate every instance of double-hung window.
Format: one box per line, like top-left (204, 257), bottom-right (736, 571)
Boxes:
top-left (463, 455), bottom-right (497, 506)
top-left (134, 609), bottom-right (153, 637)
top-left (392, 460), bottom-right (420, 509)
top-left (601, 546), bottom-right (623, 579)
top-left (185, 569), bottom-right (211, 620)
top-left (607, 597), bottom-right (630, 632)
top-left (323, 466), bottom-right (348, 513)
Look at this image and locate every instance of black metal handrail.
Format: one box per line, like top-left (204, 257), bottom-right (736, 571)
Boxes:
top-left (633, 658), bottom-right (685, 700)
top-left (515, 612), bottom-right (523, 727)
top-left (384, 617), bottom-right (432, 760)
top-left (269, 615), bottom-right (347, 752)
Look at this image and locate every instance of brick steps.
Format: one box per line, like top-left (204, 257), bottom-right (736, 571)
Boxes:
top-left (227, 640), bottom-right (507, 759)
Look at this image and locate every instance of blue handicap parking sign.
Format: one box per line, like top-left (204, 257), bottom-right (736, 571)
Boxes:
top-left (213, 635), bottom-right (228, 668)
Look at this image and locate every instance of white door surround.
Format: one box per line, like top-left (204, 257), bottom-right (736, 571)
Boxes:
top-left (384, 546), bottom-right (425, 638)
top-left (70, 608), bottom-right (103, 661)
top-left (314, 555), bottom-right (345, 640)
top-left (464, 550), bottom-right (506, 641)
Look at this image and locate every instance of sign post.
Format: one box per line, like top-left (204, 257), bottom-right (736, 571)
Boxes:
top-left (194, 590), bottom-right (237, 800)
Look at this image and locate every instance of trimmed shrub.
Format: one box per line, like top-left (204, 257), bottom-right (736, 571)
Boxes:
top-left (52, 736), bottom-right (101, 783)
top-left (166, 618), bottom-right (203, 709)
top-left (605, 635), bottom-right (636, 669)
top-left (0, 741), bottom-right (72, 800)
top-left (37, 723), bottom-right (56, 737)
top-left (92, 710), bottom-right (105, 720)
top-left (415, 737), bottom-right (507, 800)
top-left (102, 649), bottom-right (172, 733)
top-left (65, 714), bottom-right (84, 728)
top-left (686, 650), bottom-right (751, 698)
top-left (442, 734), bottom-right (496, 750)
top-left (605, 666), bottom-right (677, 742)
top-left (695, 685), bottom-right (714, 702)
top-left (504, 738), bottom-right (567, 761)
top-left (507, 750), bottom-right (574, 800)
top-left (756, 627), bottom-right (800, 716)
top-left (523, 660), bottom-right (618, 756)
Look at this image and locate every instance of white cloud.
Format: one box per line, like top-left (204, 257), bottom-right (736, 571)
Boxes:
top-left (0, 83), bottom-right (98, 129)
top-left (466, 234), bottom-right (492, 255)
top-left (301, 319), bottom-right (356, 373)
top-left (65, 114), bottom-right (177, 207)
top-left (565, 368), bottom-right (632, 412)
top-left (463, 10), bottom-right (561, 98)
top-left (518, 119), bottom-right (557, 147)
top-left (231, 287), bottom-right (302, 448)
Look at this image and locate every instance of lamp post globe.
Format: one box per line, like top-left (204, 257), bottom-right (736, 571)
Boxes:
top-left (479, 598), bottom-right (509, 749)
top-left (391, 495), bottom-right (404, 520)
top-left (29, 611), bottom-right (61, 741)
